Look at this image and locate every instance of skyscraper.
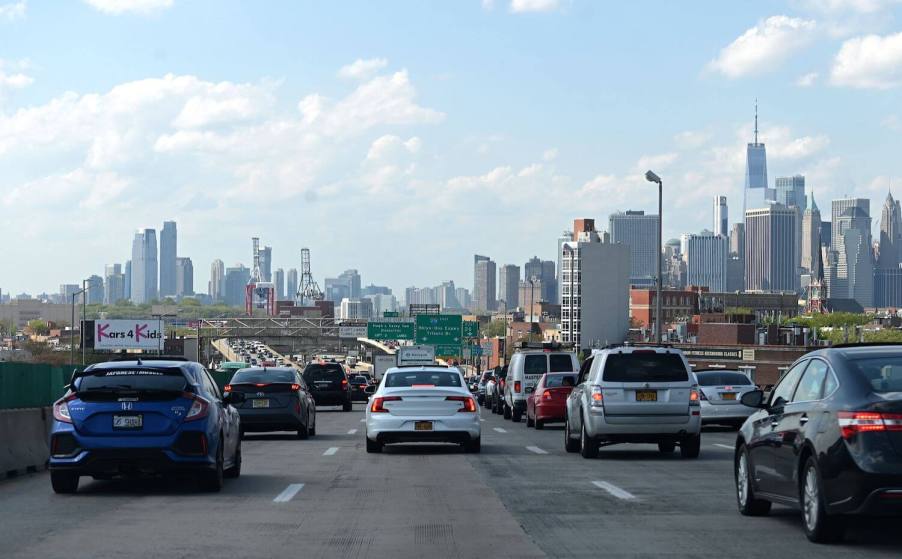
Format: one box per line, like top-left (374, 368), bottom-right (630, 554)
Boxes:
top-left (274, 268), bottom-right (285, 300)
top-left (681, 231), bottom-right (728, 292)
top-left (744, 204), bottom-right (797, 292)
top-left (104, 264), bottom-right (125, 305)
top-left (832, 198), bottom-right (869, 250)
top-left (801, 193), bottom-right (822, 273)
top-left (541, 260), bottom-right (557, 303)
top-left (829, 205), bottom-right (874, 307)
top-left (775, 175), bottom-right (805, 276)
top-left (209, 259), bottom-right (225, 302)
top-left (124, 260), bottom-right (131, 301)
top-left (609, 210), bottom-right (659, 287)
top-left (473, 256), bottom-right (497, 312)
top-left (259, 246), bottom-right (272, 282)
top-left (714, 196), bottom-right (728, 237)
top-left (498, 264), bottom-right (520, 308)
top-left (743, 102), bottom-right (770, 215)
top-left (175, 257), bottom-right (194, 296)
top-left (557, 229), bottom-right (573, 305)
top-left (159, 221), bottom-right (177, 297)
top-left (86, 275), bottom-right (104, 305)
top-left (286, 268), bottom-right (299, 302)
top-left (224, 265), bottom-right (251, 307)
top-left (130, 228), bottom-right (158, 304)
top-left (878, 191), bottom-right (902, 270)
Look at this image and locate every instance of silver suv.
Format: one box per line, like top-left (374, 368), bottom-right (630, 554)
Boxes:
top-left (564, 346), bottom-right (701, 459)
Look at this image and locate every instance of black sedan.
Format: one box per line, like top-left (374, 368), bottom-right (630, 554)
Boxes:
top-left (734, 344), bottom-right (902, 543)
top-left (226, 367), bottom-right (317, 439)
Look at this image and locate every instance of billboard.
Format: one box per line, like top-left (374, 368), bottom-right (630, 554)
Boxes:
top-left (94, 320), bottom-right (164, 350)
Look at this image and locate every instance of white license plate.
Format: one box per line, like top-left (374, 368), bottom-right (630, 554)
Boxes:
top-left (252, 399), bottom-right (270, 408)
top-left (113, 414), bottom-right (143, 429)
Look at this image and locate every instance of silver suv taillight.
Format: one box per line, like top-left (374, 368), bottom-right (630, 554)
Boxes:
top-left (590, 385), bottom-right (604, 407)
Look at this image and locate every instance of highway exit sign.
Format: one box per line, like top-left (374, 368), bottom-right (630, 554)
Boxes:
top-left (415, 314), bottom-right (462, 345)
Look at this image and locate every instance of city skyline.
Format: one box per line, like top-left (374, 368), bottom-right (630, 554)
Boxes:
top-left (2, 1), bottom-right (901, 295)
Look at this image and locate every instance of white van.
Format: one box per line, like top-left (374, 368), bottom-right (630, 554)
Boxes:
top-left (503, 342), bottom-right (579, 422)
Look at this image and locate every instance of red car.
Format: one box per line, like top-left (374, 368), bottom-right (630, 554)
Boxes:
top-left (526, 372), bottom-right (577, 429)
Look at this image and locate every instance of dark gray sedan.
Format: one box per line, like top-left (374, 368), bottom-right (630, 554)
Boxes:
top-left (226, 367), bottom-right (317, 439)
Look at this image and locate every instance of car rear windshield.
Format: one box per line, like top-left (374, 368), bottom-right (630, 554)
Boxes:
top-left (544, 374), bottom-right (577, 388)
top-left (385, 371), bottom-right (462, 387)
top-left (77, 368), bottom-right (187, 392)
top-left (695, 372), bottom-right (753, 386)
top-left (848, 357), bottom-right (902, 393)
top-left (602, 352), bottom-right (689, 383)
top-left (524, 355), bottom-right (547, 375)
top-left (231, 370), bottom-right (296, 384)
top-left (303, 364), bottom-right (345, 382)
top-left (549, 354), bottom-right (575, 372)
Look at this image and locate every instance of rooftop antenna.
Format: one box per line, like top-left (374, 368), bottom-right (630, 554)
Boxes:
top-left (754, 98), bottom-right (759, 145)
top-left (251, 237), bottom-right (262, 283)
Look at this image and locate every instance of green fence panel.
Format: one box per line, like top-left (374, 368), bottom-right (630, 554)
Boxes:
top-left (0, 363), bottom-right (83, 409)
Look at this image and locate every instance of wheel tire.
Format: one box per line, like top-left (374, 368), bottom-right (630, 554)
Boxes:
top-left (239, 427), bottom-right (246, 440)
top-left (735, 445), bottom-right (771, 516)
top-left (579, 417), bottom-right (599, 459)
top-left (463, 437), bottom-right (481, 453)
top-left (658, 441), bottom-right (676, 453)
top-left (224, 442), bottom-right (241, 479)
top-left (564, 416), bottom-right (580, 453)
top-left (200, 443), bottom-right (224, 493)
top-left (526, 413), bottom-right (534, 428)
top-left (308, 414), bottom-right (316, 437)
top-left (503, 403), bottom-right (512, 420)
top-left (680, 434), bottom-right (701, 459)
top-left (343, 401), bottom-right (352, 412)
top-left (50, 471), bottom-right (79, 494)
top-left (801, 456), bottom-right (846, 543)
top-left (365, 436), bottom-right (383, 454)
top-left (535, 419), bottom-right (544, 430)
top-left (512, 408), bottom-right (522, 423)
top-left (297, 416), bottom-right (309, 439)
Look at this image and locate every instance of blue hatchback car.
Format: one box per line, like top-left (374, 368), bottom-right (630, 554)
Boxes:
top-left (49, 358), bottom-right (245, 494)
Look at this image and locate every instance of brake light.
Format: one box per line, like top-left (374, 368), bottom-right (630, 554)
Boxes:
top-left (291, 383), bottom-right (301, 391)
top-left (838, 411), bottom-right (902, 439)
top-left (53, 394), bottom-right (76, 424)
top-left (446, 396), bottom-right (477, 412)
top-left (255, 383), bottom-right (268, 387)
top-left (690, 389), bottom-right (700, 405)
top-left (590, 385), bottom-right (603, 407)
top-left (184, 395), bottom-right (210, 422)
top-left (371, 396), bottom-right (401, 413)
top-left (224, 384), bottom-right (232, 392)
top-left (543, 390), bottom-right (553, 400)
top-left (342, 379), bottom-right (349, 390)
top-left (514, 381), bottom-right (522, 393)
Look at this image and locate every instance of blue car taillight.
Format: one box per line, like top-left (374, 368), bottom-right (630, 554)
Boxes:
top-left (183, 392), bottom-right (210, 422)
top-left (53, 393), bottom-right (77, 423)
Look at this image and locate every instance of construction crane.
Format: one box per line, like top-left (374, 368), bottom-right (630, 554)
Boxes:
top-left (246, 236), bottom-right (275, 315)
top-left (297, 247), bottom-right (323, 306)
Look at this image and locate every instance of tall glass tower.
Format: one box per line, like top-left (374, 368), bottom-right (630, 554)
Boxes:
top-left (743, 102), bottom-right (770, 216)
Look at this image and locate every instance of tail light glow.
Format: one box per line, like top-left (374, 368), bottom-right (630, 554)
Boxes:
top-left (184, 394), bottom-right (210, 422)
top-left (371, 396), bottom-right (401, 412)
top-left (543, 390), bottom-right (553, 400)
top-left (341, 379), bottom-right (349, 390)
top-left (838, 411), bottom-right (902, 439)
top-left (224, 384), bottom-right (233, 392)
top-left (446, 396), bottom-right (477, 412)
top-left (514, 381), bottom-right (522, 393)
top-left (690, 389), bottom-right (700, 404)
top-left (53, 393), bottom-right (76, 424)
top-left (590, 385), bottom-right (603, 407)
top-left (291, 383), bottom-right (301, 391)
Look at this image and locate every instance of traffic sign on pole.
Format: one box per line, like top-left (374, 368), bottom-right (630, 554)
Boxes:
top-left (367, 320), bottom-right (415, 340)
top-left (415, 314), bottom-right (462, 345)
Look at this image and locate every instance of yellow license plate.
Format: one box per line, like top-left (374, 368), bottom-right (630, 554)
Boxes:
top-left (635, 390), bottom-right (657, 402)
top-left (414, 421), bottom-right (433, 431)
top-left (252, 399), bottom-right (270, 408)
top-left (722, 393), bottom-right (737, 400)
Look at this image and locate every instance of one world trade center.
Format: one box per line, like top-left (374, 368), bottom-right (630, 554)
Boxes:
top-left (743, 102), bottom-right (771, 216)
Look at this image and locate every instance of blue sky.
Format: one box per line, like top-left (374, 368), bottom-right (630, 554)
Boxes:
top-left (1, 0), bottom-right (901, 296)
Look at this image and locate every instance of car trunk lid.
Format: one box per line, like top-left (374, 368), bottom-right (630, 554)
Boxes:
top-left (379, 388), bottom-right (469, 417)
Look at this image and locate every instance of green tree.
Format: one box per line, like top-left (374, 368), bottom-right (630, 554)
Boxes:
top-left (27, 319), bottom-right (50, 335)
top-left (482, 320), bottom-right (507, 338)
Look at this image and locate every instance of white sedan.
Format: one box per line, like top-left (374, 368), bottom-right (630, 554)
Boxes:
top-left (365, 366), bottom-right (481, 453)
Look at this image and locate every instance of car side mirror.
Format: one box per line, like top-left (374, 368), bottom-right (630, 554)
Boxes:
top-left (225, 392), bottom-right (246, 405)
top-left (364, 385), bottom-right (376, 394)
top-left (740, 390), bottom-right (766, 409)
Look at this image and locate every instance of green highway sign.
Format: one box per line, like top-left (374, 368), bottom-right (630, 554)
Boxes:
top-left (415, 314), bottom-right (462, 345)
top-left (434, 344), bottom-right (462, 357)
top-left (367, 320), bottom-right (415, 340)
top-left (383, 311), bottom-right (399, 317)
top-left (462, 320), bottom-right (479, 338)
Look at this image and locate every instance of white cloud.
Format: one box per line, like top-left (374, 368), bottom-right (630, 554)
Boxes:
top-left (708, 16), bottom-right (817, 78)
top-left (795, 72), bottom-right (819, 86)
top-left (365, 134), bottom-right (421, 161)
top-left (831, 32), bottom-right (902, 88)
top-left (83, 0), bottom-right (172, 14)
top-left (0, 1), bottom-right (25, 22)
top-left (637, 152), bottom-right (678, 171)
top-left (795, 0), bottom-right (901, 14)
top-left (338, 58), bottom-right (389, 80)
top-left (510, 0), bottom-right (560, 13)
top-left (542, 147), bottom-right (558, 161)
top-left (482, 0), bottom-right (495, 10)
top-left (0, 59), bottom-right (33, 90)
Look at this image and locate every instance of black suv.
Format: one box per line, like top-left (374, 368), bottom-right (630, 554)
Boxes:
top-left (302, 362), bottom-right (353, 411)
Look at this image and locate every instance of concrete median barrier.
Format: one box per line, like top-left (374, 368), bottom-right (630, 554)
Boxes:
top-left (0, 407), bottom-right (51, 479)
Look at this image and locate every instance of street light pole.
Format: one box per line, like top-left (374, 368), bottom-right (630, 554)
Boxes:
top-left (645, 170), bottom-right (664, 344)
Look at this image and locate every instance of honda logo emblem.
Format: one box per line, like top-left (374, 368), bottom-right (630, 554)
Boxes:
top-left (121, 402), bottom-right (133, 410)
top-left (256, 392), bottom-right (265, 397)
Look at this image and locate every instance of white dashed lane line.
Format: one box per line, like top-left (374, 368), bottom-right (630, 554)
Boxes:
top-left (592, 481), bottom-right (637, 501)
top-left (493, 427), bottom-right (507, 434)
top-left (712, 443), bottom-right (734, 450)
top-left (273, 484), bottom-right (304, 503)
top-left (323, 447), bottom-right (339, 456)
top-left (347, 429), bottom-right (357, 435)
top-left (526, 446), bottom-right (548, 455)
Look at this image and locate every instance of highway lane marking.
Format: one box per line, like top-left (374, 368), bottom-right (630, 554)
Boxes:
top-left (347, 429), bottom-right (357, 435)
top-left (712, 444), bottom-right (734, 450)
top-left (273, 483), bottom-right (305, 503)
top-left (480, 419), bottom-right (485, 422)
top-left (493, 427), bottom-right (507, 433)
top-left (592, 481), bottom-right (637, 501)
top-left (360, 419), bottom-right (366, 423)
top-left (526, 446), bottom-right (548, 455)
top-left (323, 447), bottom-right (339, 456)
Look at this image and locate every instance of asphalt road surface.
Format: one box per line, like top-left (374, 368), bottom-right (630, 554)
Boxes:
top-left (2, 404), bottom-right (902, 558)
